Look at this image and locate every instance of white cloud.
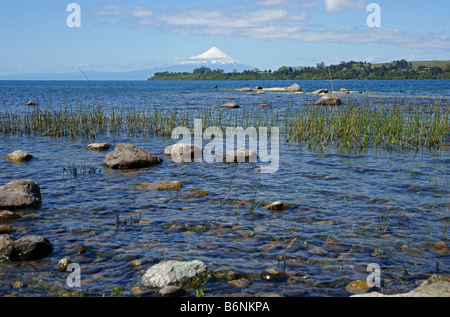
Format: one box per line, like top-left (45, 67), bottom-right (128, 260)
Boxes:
top-left (324, 0), bottom-right (367, 13)
top-left (130, 7), bottom-right (154, 18)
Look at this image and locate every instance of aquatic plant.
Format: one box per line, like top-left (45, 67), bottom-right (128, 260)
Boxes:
top-left (1, 97), bottom-right (448, 152)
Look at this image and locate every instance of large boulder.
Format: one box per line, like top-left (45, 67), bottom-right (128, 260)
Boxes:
top-left (104, 143), bottom-right (163, 170)
top-left (352, 275), bottom-right (450, 297)
top-left (0, 180), bottom-right (42, 210)
top-left (0, 235), bottom-right (53, 261)
top-left (141, 260), bottom-right (209, 289)
top-left (314, 93), bottom-right (342, 106)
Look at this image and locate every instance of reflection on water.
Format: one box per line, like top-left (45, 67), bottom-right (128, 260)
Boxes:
top-left (0, 80), bottom-right (448, 297)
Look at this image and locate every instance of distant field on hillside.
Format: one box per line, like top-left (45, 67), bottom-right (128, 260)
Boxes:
top-left (374, 60), bottom-right (450, 68)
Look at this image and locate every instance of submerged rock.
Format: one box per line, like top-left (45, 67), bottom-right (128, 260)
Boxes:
top-left (104, 143), bottom-right (163, 170)
top-left (217, 148), bottom-right (258, 163)
top-left (141, 260), bottom-right (209, 289)
top-left (345, 280), bottom-right (373, 294)
top-left (0, 210), bottom-right (21, 222)
top-left (139, 181), bottom-right (182, 191)
top-left (0, 180), bottom-right (42, 210)
top-left (3, 151), bottom-right (33, 162)
top-left (314, 93), bottom-right (342, 106)
top-left (261, 268), bottom-right (285, 281)
top-left (0, 235), bottom-right (53, 261)
top-left (264, 201), bottom-right (287, 211)
top-left (0, 225), bottom-right (13, 234)
top-left (56, 257), bottom-right (71, 271)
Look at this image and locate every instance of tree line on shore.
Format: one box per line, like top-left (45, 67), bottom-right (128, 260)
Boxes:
top-left (149, 60), bottom-right (450, 80)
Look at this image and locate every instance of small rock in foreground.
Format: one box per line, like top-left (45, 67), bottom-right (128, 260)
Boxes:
top-left (87, 143), bottom-right (112, 151)
top-left (139, 181), bottom-right (182, 191)
top-left (141, 260), bottom-right (208, 289)
top-left (3, 151), bottom-right (33, 162)
top-left (163, 143), bottom-right (202, 162)
top-left (264, 201), bottom-right (287, 211)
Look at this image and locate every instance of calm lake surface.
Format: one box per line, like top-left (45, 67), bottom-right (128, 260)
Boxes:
top-left (0, 80), bottom-right (449, 297)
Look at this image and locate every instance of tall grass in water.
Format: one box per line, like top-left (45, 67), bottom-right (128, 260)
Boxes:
top-left (0, 99), bottom-right (449, 152)
top-left (284, 100), bottom-right (450, 152)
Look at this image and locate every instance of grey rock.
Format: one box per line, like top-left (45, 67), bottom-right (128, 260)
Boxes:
top-left (0, 210), bottom-right (21, 222)
top-left (0, 180), bottom-right (42, 210)
top-left (163, 143), bottom-right (203, 162)
top-left (56, 257), bottom-right (71, 271)
top-left (312, 89), bottom-right (328, 95)
top-left (217, 148), bottom-right (258, 163)
top-left (26, 100), bottom-right (36, 106)
top-left (287, 83), bottom-right (301, 92)
top-left (314, 93), bottom-right (342, 106)
top-left (0, 235), bottom-right (15, 261)
top-left (0, 235), bottom-right (53, 261)
top-left (3, 150), bottom-right (33, 162)
top-left (104, 143), bottom-right (163, 170)
top-left (261, 268), bottom-right (285, 281)
top-left (87, 143), bottom-right (112, 151)
top-left (159, 285), bottom-right (186, 297)
top-left (219, 102), bottom-right (239, 109)
top-left (352, 275), bottom-right (450, 297)
top-left (141, 260), bottom-right (208, 289)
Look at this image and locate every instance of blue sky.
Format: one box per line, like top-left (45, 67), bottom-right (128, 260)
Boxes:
top-left (0, 0), bottom-right (449, 75)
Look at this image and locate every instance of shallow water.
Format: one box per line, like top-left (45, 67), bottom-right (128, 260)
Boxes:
top-left (0, 80), bottom-right (449, 297)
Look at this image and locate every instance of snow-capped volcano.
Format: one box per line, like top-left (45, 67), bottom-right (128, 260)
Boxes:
top-left (181, 47), bottom-right (242, 66)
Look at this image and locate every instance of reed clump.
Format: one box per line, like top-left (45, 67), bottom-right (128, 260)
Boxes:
top-left (284, 101), bottom-right (450, 152)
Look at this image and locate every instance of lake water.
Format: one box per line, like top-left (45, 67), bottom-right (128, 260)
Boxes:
top-left (0, 80), bottom-right (449, 297)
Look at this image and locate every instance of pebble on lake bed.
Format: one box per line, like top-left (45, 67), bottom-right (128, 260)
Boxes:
top-left (138, 181), bottom-right (182, 191)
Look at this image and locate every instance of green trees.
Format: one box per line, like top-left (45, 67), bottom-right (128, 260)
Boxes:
top-left (148, 60), bottom-right (450, 80)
